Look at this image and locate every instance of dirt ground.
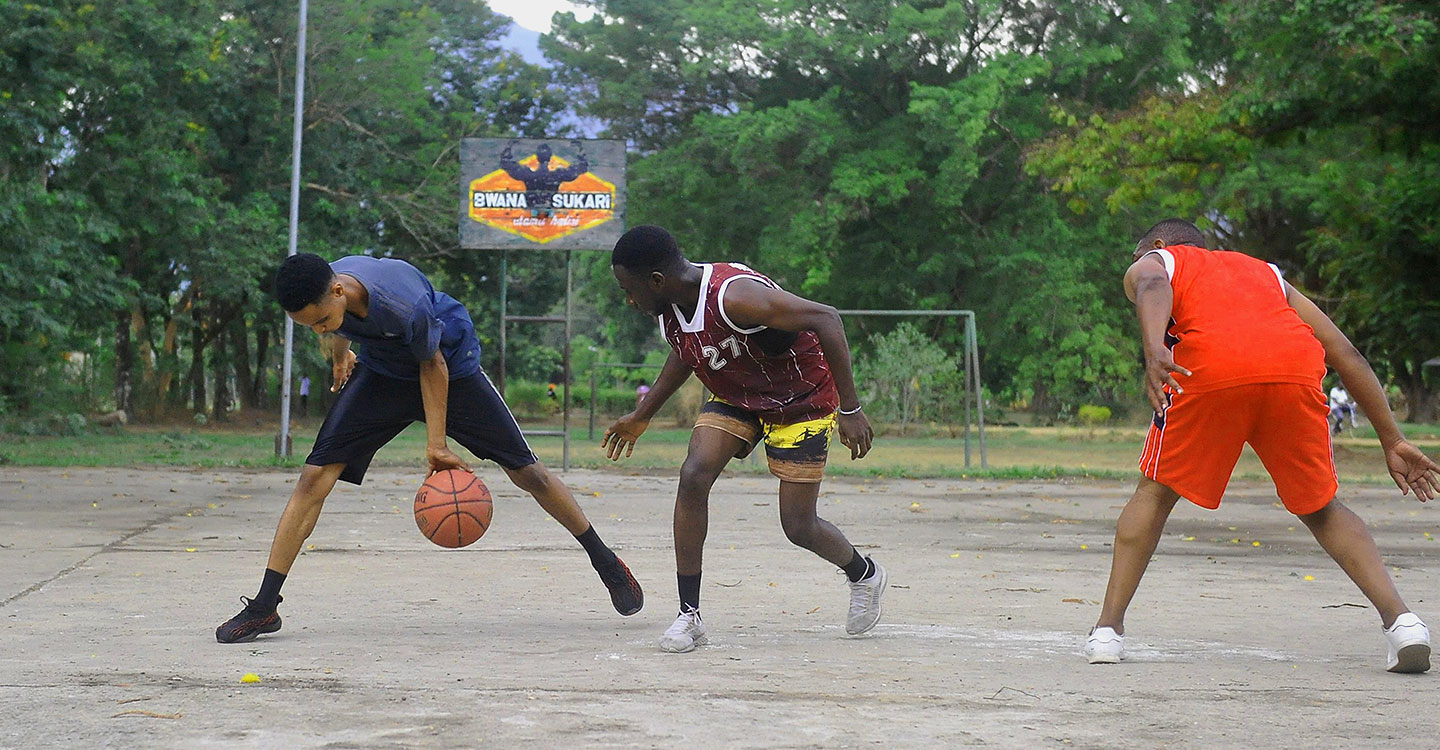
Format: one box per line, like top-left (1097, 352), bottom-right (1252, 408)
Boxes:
top-left (1, 465), bottom-right (1436, 749)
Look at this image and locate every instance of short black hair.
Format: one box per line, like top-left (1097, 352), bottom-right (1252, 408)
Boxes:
top-left (1135, 219), bottom-right (1207, 250)
top-left (273, 253), bottom-right (335, 312)
top-left (611, 225), bottom-right (685, 273)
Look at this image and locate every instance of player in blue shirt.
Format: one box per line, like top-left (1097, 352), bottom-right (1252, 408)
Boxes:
top-left (216, 253), bottom-right (643, 643)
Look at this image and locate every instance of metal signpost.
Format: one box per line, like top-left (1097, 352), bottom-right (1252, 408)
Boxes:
top-left (276, 0), bottom-right (308, 458)
top-left (460, 138), bottom-right (627, 469)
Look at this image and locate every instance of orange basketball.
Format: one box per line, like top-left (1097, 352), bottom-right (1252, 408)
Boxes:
top-left (414, 469), bottom-right (493, 548)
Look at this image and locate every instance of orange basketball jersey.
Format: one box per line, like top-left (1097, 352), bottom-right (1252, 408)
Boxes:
top-left (1148, 245), bottom-right (1325, 392)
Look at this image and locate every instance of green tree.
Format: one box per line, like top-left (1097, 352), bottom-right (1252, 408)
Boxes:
top-left (1029, 0), bottom-right (1440, 421)
top-left (862, 322), bottom-right (956, 434)
top-left (1, 0), bottom-right (573, 421)
top-left (548, 1), bottom-right (1218, 416)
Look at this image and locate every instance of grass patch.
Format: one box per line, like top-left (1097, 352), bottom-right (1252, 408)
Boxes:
top-left (2, 421), bottom-right (1432, 486)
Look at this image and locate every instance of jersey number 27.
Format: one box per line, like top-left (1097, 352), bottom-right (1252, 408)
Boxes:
top-left (701, 336), bottom-right (741, 370)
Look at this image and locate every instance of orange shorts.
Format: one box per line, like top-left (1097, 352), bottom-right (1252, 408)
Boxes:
top-left (1139, 382), bottom-right (1337, 515)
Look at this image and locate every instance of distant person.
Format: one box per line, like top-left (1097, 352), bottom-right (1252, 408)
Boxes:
top-left (602, 225), bottom-right (885, 653)
top-left (1085, 219), bottom-right (1439, 672)
top-left (215, 253), bottom-right (642, 644)
top-left (635, 381), bottom-right (651, 408)
top-left (1329, 384), bottom-right (1358, 433)
top-left (299, 375), bottom-right (310, 418)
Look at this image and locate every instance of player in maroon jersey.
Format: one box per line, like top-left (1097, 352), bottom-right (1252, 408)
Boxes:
top-left (602, 225), bottom-right (887, 652)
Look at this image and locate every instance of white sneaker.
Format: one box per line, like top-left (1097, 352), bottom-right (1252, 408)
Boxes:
top-left (845, 558), bottom-right (887, 635)
top-left (659, 609), bottom-right (708, 653)
top-left (1085, 627), bottom-right (1124, 664)
top-left (1384, 612), bottom-right (1431, 673)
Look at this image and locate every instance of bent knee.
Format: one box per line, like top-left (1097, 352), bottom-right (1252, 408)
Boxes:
top-left (678, 460), bottom-right (722, 498)
top-left (507, 462), bottom-right (554, 495)
top-left (780, 516), bottom-right (820, 547)
top-left (1297, 497), bottom-right (1343, 525)
top-left (294, 464), bottom-right (342, 502)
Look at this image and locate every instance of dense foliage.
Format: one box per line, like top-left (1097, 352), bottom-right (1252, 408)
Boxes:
top-left (2, 1), bottom-right (1434, 425)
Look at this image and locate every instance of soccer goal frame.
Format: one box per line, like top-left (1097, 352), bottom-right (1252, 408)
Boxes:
top-left (838, 309), bottom-right (987, 468)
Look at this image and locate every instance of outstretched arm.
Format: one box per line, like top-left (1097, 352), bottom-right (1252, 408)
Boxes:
top-left (499, 140), bottom-right (531, 181)
top-left (1124, 254), bottom-right (1191, 414)
top-left (601, 349), bottom-right (691, 460)
top-left (721, 279), bottom-right (872, 459)
top-left (1286, 283), bottom-right (1439, 500)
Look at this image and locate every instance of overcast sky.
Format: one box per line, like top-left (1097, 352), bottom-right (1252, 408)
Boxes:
top-left (487, 0), bottom-right (595, 32)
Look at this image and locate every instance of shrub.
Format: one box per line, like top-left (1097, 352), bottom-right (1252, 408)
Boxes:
top-left (9, 412), bottom-right (88, 436)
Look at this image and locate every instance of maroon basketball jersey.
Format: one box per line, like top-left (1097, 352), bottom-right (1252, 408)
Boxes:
top-left (659, 262), bottom-right (838, 423)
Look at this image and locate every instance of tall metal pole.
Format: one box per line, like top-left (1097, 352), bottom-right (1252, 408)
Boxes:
top-left (963, 332), bottom-right (972, 468)
top-left (561, 250), bottom-right (573, 470)
top-left (967, 312), bottom-right (987, 467)
top-left (277, 0), bottom-right (309, 458)
top-left (498, 250), bottom-right (507, 397)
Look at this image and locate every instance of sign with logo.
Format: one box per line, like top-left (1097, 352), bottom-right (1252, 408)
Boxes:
top-left (459, 138), bottom-right (625, 250)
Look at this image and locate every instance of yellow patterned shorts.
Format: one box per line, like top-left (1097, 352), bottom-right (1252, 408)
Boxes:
top-left (694, 398), bottom-right (835, 483)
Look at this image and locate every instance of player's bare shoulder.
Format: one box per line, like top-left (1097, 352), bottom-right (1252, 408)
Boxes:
top-left (1124, 251), bottom-right (1170, 302)
top-left (716, 272), bottom-right (780, 330)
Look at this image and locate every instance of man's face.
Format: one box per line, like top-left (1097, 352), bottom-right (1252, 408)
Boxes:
top-left (287, 281), bottom-right (347, 334)
top-left (613, 265), bottom-right (667, 316)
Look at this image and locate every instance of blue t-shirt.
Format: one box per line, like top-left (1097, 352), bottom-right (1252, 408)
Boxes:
top-left (330, 256), bottom-right (481, 380)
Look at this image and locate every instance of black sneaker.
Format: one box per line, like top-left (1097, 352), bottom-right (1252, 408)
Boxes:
top-left (215, 595), bottom-right (282, 643)
top-left (596, 557), bottom-right (643, 616)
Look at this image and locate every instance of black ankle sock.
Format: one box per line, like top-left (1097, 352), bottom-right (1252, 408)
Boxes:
top-left (842, 550), bottom-right (872, 582)
top-left (255, 568), bottom-right (286, 609)
top-left (678, 573), bottom-right (702, 613)
top-left (575, 525), bottom-right (618, 568)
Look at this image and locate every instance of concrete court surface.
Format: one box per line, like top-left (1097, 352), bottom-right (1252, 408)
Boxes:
top-left (1, 466), bottom-right (1437, 749)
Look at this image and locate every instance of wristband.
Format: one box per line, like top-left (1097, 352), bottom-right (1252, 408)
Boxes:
top-left (838, 405), bottom-right (863, 416)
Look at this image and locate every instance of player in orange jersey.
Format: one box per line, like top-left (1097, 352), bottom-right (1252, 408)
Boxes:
top-left (1085, 219), bottom-right (1439, 672)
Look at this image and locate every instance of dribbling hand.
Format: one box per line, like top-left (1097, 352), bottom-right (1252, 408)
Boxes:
top-left (426, 445), bottom-right (471, 476)
top-left (331, 348), bottom-right (357, 392)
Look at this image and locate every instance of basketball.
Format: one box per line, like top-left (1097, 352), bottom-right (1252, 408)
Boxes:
top-left (414, 469), bottom-right (493, 548)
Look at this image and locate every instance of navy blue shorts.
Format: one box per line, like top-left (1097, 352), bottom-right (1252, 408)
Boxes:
top-left (307, 364), bottom-right (537, 485)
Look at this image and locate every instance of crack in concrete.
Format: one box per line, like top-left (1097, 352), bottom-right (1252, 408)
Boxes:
top-left (1, 505), bottom-right (207, 608)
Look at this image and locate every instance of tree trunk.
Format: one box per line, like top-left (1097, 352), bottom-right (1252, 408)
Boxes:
top-left (230, 319), bottom-right (257, 411)
top-left (213, 331), bottom-right (232, 422)
top-left (252, 323), bottom-right (270, 410)
top-left (132, 304), bottom-right (160, 420)
top-left (189, 306), bottom-right (207, 412)
top-left (1031, 381), bottom-right (1055, 424)
top-left (113, 309), bottom-right (134, 417)
top-left (1397, 359), bottom-right (1438, 424)
top-left (158, 289), bottom-right (193, 415)
top-left (113, 240), bottom-right (142, 418)
top-left (157, 312), bottom-right (180, 415)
